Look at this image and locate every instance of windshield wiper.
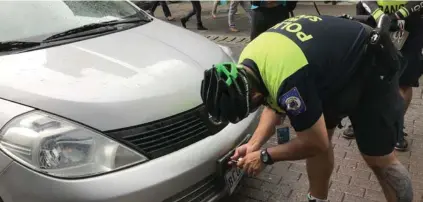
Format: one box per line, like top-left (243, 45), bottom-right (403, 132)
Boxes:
top-left (0, 41), bottom-right (41, 52)
top-left (43, 18), bottom-right (150, 42)
top-left (97, 17), bottom-right (151, 26)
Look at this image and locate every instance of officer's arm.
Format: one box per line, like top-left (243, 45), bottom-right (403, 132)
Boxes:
top-left (394, 1), bottom-right (423, 19)
top-left (266, 73), bottom-right (330, 162)
top-left (361, 1), bottom-right (385, 20)
top-left (267, 114), bottom-right (330, 161)
top-left (248, 106), bottom-right (284, 151)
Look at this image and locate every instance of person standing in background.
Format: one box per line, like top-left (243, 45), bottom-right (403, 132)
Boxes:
top-left (228, 1), bottom-right (252, 32)
top-left (149, 1), bottom-right (174, 21)
top-left (342, 1), bottom-right (423, 152)
top-left (181, 1), bottom-right (207, 30)
top-left (250, 0), bottom-right (297, 40)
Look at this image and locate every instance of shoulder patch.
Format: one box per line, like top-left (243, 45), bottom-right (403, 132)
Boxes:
top-left (279, 87), bottom-right (306, 116)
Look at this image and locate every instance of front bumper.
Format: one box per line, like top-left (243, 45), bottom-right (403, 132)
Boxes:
top-left (0, 111), bottom-right (259, 202)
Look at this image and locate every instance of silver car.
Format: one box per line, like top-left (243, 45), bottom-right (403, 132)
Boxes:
top-left (0, 1), bottom-right (259, 202)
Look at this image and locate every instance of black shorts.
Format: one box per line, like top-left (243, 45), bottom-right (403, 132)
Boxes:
top-left (399, 35), bottom-right (423, 87)
top-left (324, 66), bottom-right (404, 157)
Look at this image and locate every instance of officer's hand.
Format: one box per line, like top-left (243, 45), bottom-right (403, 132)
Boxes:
top-left (237, 151), bottom-right (265, 177)
top-left (229, 143), bottom-right (257, 166)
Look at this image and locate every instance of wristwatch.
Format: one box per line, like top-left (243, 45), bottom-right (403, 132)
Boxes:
top-left (260, 149), bottom-right (274, 165)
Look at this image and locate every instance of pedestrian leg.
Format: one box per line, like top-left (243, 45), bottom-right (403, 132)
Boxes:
top-left (250, 8), bottom-right (268, 40)
top-left (268, 5), bottom-right (289, 27)
top-left (191, 1), bottom-right (207, 30)
top-left (211, 0), bottom-right (219, 18)
top-left (250, 5), bottom-right (289, 40)
top-left (240, 1), bottom-right (252, 24)
top-left (228, 1), bottom-right (239, 32)
top-left (180, 2), bottom-right (196, 28)
top-left (396, 44), bottom-right (423, 151)
top-left (149, 1), bottom-right (160, 16)
top-left (159, 1), bottom-right (174, 20)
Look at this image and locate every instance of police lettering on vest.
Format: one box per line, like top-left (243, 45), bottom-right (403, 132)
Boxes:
top-left (269, 15), bottom-right (322, 42)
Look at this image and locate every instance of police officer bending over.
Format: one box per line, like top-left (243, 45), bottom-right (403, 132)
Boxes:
top-left (201, 14), bottom-right (412, 202)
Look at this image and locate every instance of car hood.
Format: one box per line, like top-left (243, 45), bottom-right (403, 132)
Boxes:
top-left (0, 20), bottom-right (230, 131)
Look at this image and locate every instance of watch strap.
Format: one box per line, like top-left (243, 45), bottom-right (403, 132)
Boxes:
top-left (260, 148), bottom-right (274, 165)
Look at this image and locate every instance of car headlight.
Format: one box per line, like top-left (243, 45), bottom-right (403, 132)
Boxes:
top-left (0, 111), bottom-right (147, 178)
top-left (219, 45), bottom-right (236, 62)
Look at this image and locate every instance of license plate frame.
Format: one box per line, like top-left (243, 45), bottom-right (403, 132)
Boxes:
top-left (216, 134), bottom-right (252, 195)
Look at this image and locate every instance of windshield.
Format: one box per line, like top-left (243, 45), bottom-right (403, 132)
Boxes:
top-left (0, 1), bottom-right (146, 42)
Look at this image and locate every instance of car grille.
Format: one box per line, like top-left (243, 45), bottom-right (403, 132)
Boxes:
top-left (163, 175), bottom-right (224, 202)
top-left (105, 105), bottom-right (227, 159)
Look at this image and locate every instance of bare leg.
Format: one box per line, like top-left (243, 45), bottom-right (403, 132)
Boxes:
top-left (363, 153), bottom-right (413, 202)
top-left (240, 1), bottom-right (252, 24)
top-left (306, 129), bottom-right (335, 199)
top-left (399, 86), bottom-right (412, 114)
top-left (397, 86), bottom-right (412, 149)
top-left (211, 0), bottom-right (219, 18)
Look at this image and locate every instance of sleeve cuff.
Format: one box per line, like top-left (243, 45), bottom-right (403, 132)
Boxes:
top-left (396, 7), bottom-right (409, 19)
top-left (240, 58), bottom-right (256, 69)
top-left (371, 8), bottom-right (384, 21)
top-left (290, 110), bottom-right (322, 132)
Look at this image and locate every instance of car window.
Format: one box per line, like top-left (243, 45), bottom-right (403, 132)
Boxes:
top-left (0, 1), bottom-right (145, 42)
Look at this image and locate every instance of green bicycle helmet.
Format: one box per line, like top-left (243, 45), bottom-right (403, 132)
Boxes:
top-left (200, 62), bottom-right (251, 123)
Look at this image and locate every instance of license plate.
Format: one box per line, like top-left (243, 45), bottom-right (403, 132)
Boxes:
top-left (216, 134), bottom-right (252, 195)
top-left (224, 166), bottom-right (244, 195)
top-left (390, 20), bottom-right (408, 50)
